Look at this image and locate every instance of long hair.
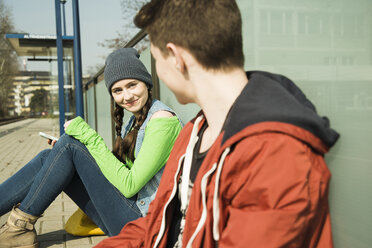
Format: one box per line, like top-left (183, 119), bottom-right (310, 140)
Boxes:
top-left (112, 90), bottom-right (153, 163)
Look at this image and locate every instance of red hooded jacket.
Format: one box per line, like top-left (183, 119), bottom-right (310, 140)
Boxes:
top-left (95, 71), bottom-right (339, 248)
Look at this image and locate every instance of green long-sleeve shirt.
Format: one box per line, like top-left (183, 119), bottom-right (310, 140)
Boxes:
top-left (65, 116), bottom-right (182, 198)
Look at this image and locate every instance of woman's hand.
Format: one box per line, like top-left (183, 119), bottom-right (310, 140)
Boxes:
top-left (48, 139), bottom-right (57, 147)
top-left (64, 119), bottom-right (74, 131)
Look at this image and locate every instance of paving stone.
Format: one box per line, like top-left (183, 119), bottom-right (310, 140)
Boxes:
top-left (38, 230), bottom-right (66, 241)
top-left (66, 234), bottom-right (92, 245)
top-left (40, 220), bottom-right (65, 234)
top-left (67, 245), bottom-right (94, 248)
top-left (44, 204), bottom-right (64, 215)
top-left (39, 241), bottom-right (65, 248)
top-left (91, 236), bottom-right (107, 245)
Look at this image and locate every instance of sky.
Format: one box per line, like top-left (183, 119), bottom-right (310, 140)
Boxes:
top-left (3, 0), bottom-right (125, 76)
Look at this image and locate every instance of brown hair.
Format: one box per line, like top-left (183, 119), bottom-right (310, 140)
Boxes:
top-left (134, 0), bottom-right (244, 71)
top-left (112, 90), bottom-right (153, 163)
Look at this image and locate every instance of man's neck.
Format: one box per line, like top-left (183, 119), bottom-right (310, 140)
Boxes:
top-left (190, 68), bottom-right (248, 151)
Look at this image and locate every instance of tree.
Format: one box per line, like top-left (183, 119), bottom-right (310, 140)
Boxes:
top-left (30, 88), bottom-right (49, 114)
top-left (0, 0), bottom-right (19, 117)
top-left (99, 0), bottom-right (150, 52)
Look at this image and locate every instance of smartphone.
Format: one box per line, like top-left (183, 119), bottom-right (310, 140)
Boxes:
top-left (39, 132), bottom-right (59, 141)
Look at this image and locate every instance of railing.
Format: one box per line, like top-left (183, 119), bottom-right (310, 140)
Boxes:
top-left (0, 116), bottom-right (27, 126)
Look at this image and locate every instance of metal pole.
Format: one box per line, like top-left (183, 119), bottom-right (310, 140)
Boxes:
top-left (61, 0), bottom-right (70, 114)
top-left (72, 0), bottom-right (84, 118)
top-left (54, 0), bottom-right (65, 135)
top-left (61, 0), bottom-right (67, 36)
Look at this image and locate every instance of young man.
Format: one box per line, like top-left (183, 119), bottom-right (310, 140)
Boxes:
top-left (96, 0), bottom-right (339, 247)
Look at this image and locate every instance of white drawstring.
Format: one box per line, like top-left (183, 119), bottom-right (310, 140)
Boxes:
top-left (213, 147), bottom-right (231, 242)
top-left (186, 147), bottom-right (231, 247)
top-left (186, 162), bottom-right (218, 248)
top-left (163, 115), bottom-right (202, 248)
top-left (180, 116), bottom-right (203, 217)
top-left (153, 113), bottom-right (230, 247)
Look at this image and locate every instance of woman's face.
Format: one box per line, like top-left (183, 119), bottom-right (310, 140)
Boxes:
top-left (111, 79), bottom-right (149, 117)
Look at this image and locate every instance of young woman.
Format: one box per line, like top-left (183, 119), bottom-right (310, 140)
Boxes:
top-left (0, 48), bottom-right (182, 248)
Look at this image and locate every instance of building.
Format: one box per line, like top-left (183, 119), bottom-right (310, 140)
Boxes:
top-left (8, 71), bottom-right (58, 116)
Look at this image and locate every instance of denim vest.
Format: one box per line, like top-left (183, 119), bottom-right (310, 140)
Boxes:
top-left (122, 99), bottom-right (180, 216)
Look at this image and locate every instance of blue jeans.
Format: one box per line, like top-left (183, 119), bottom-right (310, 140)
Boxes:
top-left (0, 134), bottom-right (142, 236)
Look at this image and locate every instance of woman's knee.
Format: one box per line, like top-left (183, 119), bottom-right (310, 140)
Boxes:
top-left (58, 133), bottom-right (72, 142)
top-left (38, 149), bottom-right (51, 159)
top-left (55, 134), bottom-right (87, 154)
top-left (56, 133), bottom-right (78, 147)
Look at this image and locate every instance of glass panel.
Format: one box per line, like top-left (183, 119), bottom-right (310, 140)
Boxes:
top-left (63, 53), bottom-right (75, 119)
top-left (158, 79), bottom-right (200, 124)
top-left (83, 92), bottom-right (87, 122)
top-left (86, 86), bottom-right (96, 130)
top-left (96, 81), bottom-right (113, 150)
top-left (141, 47), bottom-right (201, 124)
top-left (139, 46), bottom-right (152, 73)
top-left (237, 0), bottom-right (372, 247)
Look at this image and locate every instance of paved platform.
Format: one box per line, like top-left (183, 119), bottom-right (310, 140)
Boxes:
top-left (0, 118), bottom-right (108, 247)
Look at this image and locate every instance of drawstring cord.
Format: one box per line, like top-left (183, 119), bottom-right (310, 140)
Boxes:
top-left (186, 147), bottom-right (231, 247)
top-left (213, 147), bottom-right (231, 242)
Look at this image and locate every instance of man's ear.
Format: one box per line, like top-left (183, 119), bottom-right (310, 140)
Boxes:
top-left (166, 43), bottom-right (186, 73)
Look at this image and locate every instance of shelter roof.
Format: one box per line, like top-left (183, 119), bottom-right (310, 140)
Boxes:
top-left (6, 33), bottom-right (74, 58)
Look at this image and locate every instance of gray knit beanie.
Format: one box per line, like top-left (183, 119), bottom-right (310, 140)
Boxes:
top-left (104, 48), bottom-right (153, 93)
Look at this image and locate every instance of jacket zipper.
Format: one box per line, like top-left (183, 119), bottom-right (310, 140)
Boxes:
top-left (154, 115), bottom-right (205, 247)
top-left (185, 162), bottom-right (218, 248)
top-left (153, 154), bottom-right (185, 248)
top-left (186, 147), bottom-right (230, 248)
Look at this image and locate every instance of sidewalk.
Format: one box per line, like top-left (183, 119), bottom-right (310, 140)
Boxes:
top-left (0, 118), bottom-right (107, 247)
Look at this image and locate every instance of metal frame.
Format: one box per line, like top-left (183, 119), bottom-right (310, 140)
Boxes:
top-left (72, 0), bottom-right (84, 119)
top-left (54, 0), bottom-right (65, 135)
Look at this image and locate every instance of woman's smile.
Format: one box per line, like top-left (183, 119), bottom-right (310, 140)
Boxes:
top-left (125, 99), bottom-right (138, 107)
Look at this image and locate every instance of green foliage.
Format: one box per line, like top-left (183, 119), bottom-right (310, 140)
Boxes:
top-left (30, 89), bottom-right (49, 113)
top-left (98, 0), bottom-right (150, 51)
top-left (0, 0), bottom-right (19, 117)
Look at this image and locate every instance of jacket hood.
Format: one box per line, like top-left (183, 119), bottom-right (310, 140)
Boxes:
top-left (222, 71), bottom-right (339, 153)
